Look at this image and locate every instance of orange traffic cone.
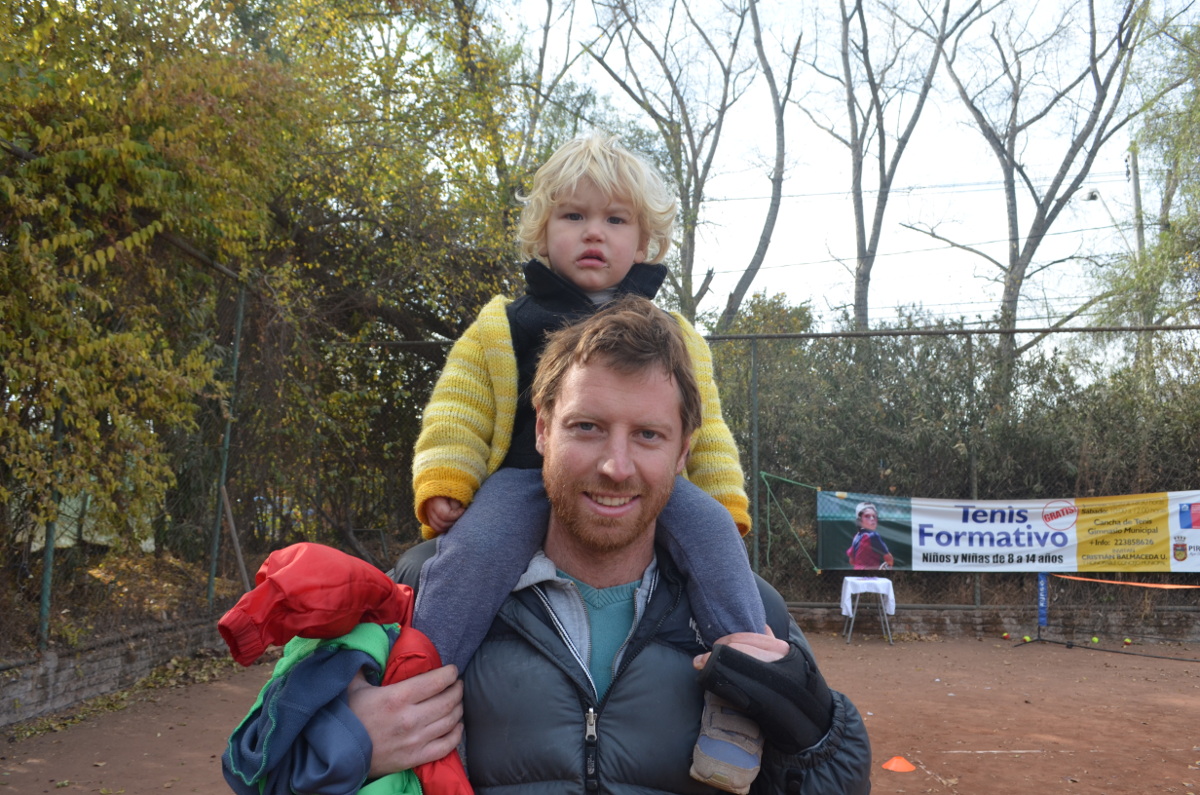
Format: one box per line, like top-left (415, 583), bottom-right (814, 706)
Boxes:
top-left (882, 756), bottom-right (916, 772)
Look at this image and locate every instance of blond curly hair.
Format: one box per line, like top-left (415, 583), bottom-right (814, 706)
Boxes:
top-left (516, 134), bottom-right (677, 265)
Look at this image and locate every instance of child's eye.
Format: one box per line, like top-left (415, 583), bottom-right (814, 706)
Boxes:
top-left (565, 212), bottom-right (583, 221)
top-left (608, 216), bottom-right (627, 225)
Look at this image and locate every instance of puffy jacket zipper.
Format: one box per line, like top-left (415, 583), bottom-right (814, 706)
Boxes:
top-left (584, 706), bottom-right (599, 791)
top-left (534, 565), bottom-right (676, 793)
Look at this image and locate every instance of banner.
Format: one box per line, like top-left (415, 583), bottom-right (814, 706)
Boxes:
top-left (816, 489), bottom-right (1200, 572)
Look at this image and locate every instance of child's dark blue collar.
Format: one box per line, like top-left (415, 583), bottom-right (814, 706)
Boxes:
top-left (522, 259), bottom-right (667, 304)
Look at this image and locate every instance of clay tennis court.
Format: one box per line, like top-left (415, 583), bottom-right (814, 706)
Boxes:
top-left (2, 632), bottom-right (1197, 794)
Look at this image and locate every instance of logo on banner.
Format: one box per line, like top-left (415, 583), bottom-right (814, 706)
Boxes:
top-left (1042, 500), bottom-right (1077, 531)
top-left (1182, 503), bottom-right (1198, 530)
top-left (1174, 535), bottom-right (1188, 563)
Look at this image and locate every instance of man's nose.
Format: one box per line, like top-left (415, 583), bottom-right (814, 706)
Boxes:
top-left (599, 438), bottom-right (634, 482)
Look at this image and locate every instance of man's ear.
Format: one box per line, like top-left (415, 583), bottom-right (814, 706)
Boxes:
top-left (675, 435), bottom-right (692, 475)
top-left (535, 409), bottom-right (547, 455)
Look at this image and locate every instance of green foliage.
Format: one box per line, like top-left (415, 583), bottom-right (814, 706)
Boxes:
top-left (1084, 19), bottom-right (1200, 378)
top-left (1, 0), bottom-right (232, 547)
top-left (709, 291), bottom-right (816, 463)
top-left (2, 0), bottom-right (529, 572)
top-left (215, 0), bottom-right (526, 561)
top-left (1136, 21), bottom-right (1200, 294)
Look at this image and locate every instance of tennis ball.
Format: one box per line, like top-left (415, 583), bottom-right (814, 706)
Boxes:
top-left (1001, 632), bottom-right (1010, 640)
top-left (1123, 637), bottom-right (1132, 645)
top-left (1091, 636), bottom-right (1099, 644)
top-left (1022, 635), bottom-right (1031, 642)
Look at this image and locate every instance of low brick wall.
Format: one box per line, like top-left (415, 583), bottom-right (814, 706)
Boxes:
top-left (3, 603), bottom-right (1197, 729)
top-left (1, 616), bottom-right (223, 729)
top-left (788, 602), bottom-right (1200, 642)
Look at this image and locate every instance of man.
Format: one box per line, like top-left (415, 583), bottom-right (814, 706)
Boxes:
top-left (364, 296), bottom-right (872, 793)
top-left (847, 502), bottom-right (894, 570)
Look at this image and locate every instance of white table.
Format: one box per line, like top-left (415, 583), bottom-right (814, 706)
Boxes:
top-left (841, 577), bottom-right (895, 644)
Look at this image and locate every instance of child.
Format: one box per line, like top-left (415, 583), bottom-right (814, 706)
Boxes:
top-left (411, 133), bottom-right (767, 794)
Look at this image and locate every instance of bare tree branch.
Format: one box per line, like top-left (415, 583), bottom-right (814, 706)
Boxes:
top-left (1014, 290), bottom-right (1115, 356)
top-left (803, 0), bottom-right (974, 330)
top-left (901, 221), bottom-right (1005, 271)
top-left (714, 0), bottom-right (802, 332)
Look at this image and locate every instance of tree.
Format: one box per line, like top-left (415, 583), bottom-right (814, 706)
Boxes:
top-left (504, 0), bottom-right (605, 180)
top-left (1073, 14), bottom-right (1198, 392)
top-left (0, 0), bottom-right (304, 551)
top-left (711, 0), bottom-right (802, 332)
top-left (911, 0), bottom-right (1166, 397)
top-left (707, 292), bottom-right (814, 569)
top-left (709, 291), bottom-right (815, 461)
top-left (211, 0), bottom-right (527, 560)
top-left (1125, 19), bottom-right (1200, 309)
top-left (802, 0), bottom-right (976, 331)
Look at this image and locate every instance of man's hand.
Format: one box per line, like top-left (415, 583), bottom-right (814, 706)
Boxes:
top-left (347, 665), bottom-right (464, 779)
top-left (425, 497), bottom-right (465, 534)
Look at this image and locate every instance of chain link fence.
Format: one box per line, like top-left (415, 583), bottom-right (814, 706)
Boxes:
top-left (707, 325), bottom-right (1200, 613)
top-left (6, 316), bottom-right (1200, 655)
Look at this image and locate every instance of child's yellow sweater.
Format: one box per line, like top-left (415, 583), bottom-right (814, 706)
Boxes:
top-left (412, 295), bottom-right (751, 539)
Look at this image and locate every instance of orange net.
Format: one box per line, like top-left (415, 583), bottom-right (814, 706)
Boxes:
top-left (1051, 574), bottom-right (1200, 589)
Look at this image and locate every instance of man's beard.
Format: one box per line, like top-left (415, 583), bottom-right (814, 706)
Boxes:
top-left (544, 471), bottom-right (675, 555)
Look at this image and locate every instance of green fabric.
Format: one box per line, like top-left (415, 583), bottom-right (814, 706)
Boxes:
top-left (562, 574), bottom-right (640, 699)
top-left (227, 623), bottom-right (421, 795)
top-left (229, 623), bottom-right (399, 740)
top-left (359, 768), bottom-right (421, 795)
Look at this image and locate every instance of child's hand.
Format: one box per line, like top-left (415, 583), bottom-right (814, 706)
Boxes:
top-left (426, 497), bottom-right (465, 533)
top-left (691, 626), bottom-right (787, 669)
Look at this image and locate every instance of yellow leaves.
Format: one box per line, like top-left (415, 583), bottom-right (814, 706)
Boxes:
top-left (148, 125), bottom-right (183, 148)
top-left (2, 0), bottom-right (527, 544)
top-left (40, 228), bottom-right (94, 255)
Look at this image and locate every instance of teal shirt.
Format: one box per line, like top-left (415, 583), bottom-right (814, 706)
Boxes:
top-left (561, 573), bottom-right (640, 699)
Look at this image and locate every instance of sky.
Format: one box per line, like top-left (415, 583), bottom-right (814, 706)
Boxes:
top-left (694, 94), bottom-right (1141, 331)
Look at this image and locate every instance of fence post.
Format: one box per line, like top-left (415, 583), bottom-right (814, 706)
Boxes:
top-left (966, 333), bottom-right (983, 607)
top-left (38, 511), bottom-right (57, 650)
top-left (208, 284), bottom-right (246, 608)
top-left (750, 338), bottom-right (760, 573)
top-left (37, 409), bottom-right (65, 649)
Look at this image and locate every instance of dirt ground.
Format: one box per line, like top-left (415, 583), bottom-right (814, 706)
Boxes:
top-left (2, 632), bottom-right (1198, 794)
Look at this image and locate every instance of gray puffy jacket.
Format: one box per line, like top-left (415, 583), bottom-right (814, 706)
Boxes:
top-left (395, 543), bottom-right (872, 794)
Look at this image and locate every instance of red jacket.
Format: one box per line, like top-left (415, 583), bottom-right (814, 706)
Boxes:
top-left (219, 542), bottom-right (472, 795)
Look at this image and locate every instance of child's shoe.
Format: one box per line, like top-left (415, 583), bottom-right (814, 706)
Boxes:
top-left (689, 691), bottom-right (763, 794)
